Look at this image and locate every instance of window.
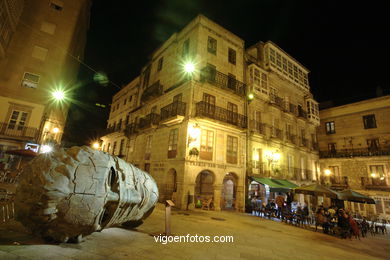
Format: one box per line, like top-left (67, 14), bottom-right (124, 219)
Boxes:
top-left (144, 163), bottom-right (150, 172)
top-left (129, 95), bottom-right (133, 102)
top-left (200, 130), bottom-right (214, 160)
top-left (107, 143), bottom-right (111, 153)
top-left (367, 138), bottom-right (380, 152)
top-left (168, 128), bottom-right (178, 158)
top-left (228, 48), bottom-right (236, 65)
top-left (328, 143), bottom-right (337, 154)
top-left (50, 0), bottom-right (63, 11)
top-left (157, 57), bottom-right (163, 71)
top-left (40, 22), bottom-right (56, 34)
top-left (123, 99), bottom-right (127, 105)
top-left (182, 39), bottom-right (190, 57)
top-left (226, 136), bottom-right (238, 164)
top-left (282, 57), bottom-right (287, 72)
top-left (329, 166), bottom-right (341, 184)
top-left (203, 93), bottom-right (215, 115)
top-left (112, 141), bottom-right (117, 155)
top-left (276, 53), bottom-right (281, 68)
top-left (143, 66), bottom-right (151, 88)
top-left (369, 165), bottom-right (386, 186)
top-left (227, 102), bottom-right (238, 124)
top-left (325, 121), bottom-right (335, 134)
top-left (207, 36), bottom-right (217, 54)
top-left (173, 93), bottom-right (182, 103)
top-left (204, 63), bottom-right (216, 82)
top-left (227, 73), bottom-right (236, 91)
top-left (32, 46), bottom-right (48, 61)
top-left (363, 114), bottom-right (377, 129)
top-left (145, 135), bottom-right (152, 160)
top-left (8, 111), bottom-right (28, 130)
top-left (125, 114), bottom-right (129, 126)
top-left (119, 139), bottom-right (125, 156)
top-left (22, 72), bottom-right (40, 88)
top-left (269, 48), bottom-right (275, 64)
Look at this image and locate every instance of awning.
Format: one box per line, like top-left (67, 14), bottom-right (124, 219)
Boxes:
top-left (250, 177), bottom-right (298, 192)
top-left (337, 189), bottom-right (375, 204)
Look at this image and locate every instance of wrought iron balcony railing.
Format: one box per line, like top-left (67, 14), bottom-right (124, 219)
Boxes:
top-left (124, 123), bottom-right (138, 137)
top-left (141, 81), bottom-right (163, 102)
top-left (286, 133), bottom-right (297, 144)
top-left (200, 67), bottom-right (246, 97)
top-left (160, 101), bottom-right (186, 121)
top-left (271, 127), bottom-right (283, 140)
top-left (269, 94), bottom-right (285, 110)
top-left (0, 122), bottom-right (38, 140)
top-left (361, 177), bottom-right (389, 191)
top-left (250, 120), bottom-right (266, 135)
top-left (288, 103), bottom-right (297, 114)
top-left (320, 147), bottom-right (390, 158)
top-left (297, 107), bottom-right (307, 119)
top-left (196, 101), bottom-right (247, 128)
top-left (138, 113), bottom-right (160, 129)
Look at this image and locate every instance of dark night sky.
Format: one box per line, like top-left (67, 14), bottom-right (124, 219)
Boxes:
top-left (63, 0), bottom-right (390, 146)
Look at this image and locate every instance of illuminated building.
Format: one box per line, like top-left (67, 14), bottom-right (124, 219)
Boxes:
top-left (0, 0), bottom-right (91, 161)
top-left (318, 95), bottom-right (390, 218)
top-left (101, 15), bottom-right (320, 210)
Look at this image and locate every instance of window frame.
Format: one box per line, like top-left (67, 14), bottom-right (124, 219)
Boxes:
top-left (363, 114), bottom-right (377, 129)
top-left (168, 128), bottom-right (179, 158)
top-left (325, 121), bottom-right (335, 134)
top-left (228, 48), bottom-right (236, 65)
top-left (207, 36), bottom-right (217, 55)
top-left (226, 135), bottom-right (238, 164)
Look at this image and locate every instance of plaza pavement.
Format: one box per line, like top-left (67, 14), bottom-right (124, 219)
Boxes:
top-left (0, 204), bottom-right (389, 260)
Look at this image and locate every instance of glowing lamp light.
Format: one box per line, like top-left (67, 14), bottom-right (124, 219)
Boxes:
top-left (184, 62), bottom-right (195, 73)
top-left (370, 173), bottom-right (377, 178)
top-left (273, 153), bottom-right (281, 161)
top-left (52, 90), bottom-right (65, 101)
top-left (324, 169), bottom-right (331, 176)
top-left (248, 93), bottom-right (254, 100)
top-left (52, 127), bottom-right (60, 134)
top-left (380, 176), bottom-right (385, 180)
top-left (189, 124), bottom-right (201, 140)
top-left (92, 142), bottom-right (100, 149)
top-left (41, 145), bottom-right (53, 153)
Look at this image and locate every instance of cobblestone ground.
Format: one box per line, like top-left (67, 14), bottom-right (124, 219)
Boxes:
top-left (1, 205), bottom-right (389, 260)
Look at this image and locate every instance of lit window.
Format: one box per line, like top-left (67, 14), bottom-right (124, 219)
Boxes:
top-left (269, 48), bottom-right (275, 63)
top-left (168, 128), bottom-right (178, 158)
top-left (227, 135), bottom-right (238, 164)
top-left (22, 72), bottom-right (40, 88)
top-left (200, 130), bottom-right (213, 160)
top-left (325, 121), bottom-right (335, 134)
top-left (8, 111), bottom-right (28, 130)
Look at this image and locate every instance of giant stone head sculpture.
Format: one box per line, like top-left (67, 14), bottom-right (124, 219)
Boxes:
top-left (15, 146), bottom-right (158, 242)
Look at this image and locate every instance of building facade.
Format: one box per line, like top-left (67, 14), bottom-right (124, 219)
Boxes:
top-left (100, 15), bottom-right (320, 211)
top-left (0, 0), bottom-right (91, 168)
top-left (318, 95), bottom-right (390, 219)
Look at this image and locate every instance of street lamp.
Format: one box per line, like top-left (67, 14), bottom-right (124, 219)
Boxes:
top-left (184, 62), bottom-right (195, 74)
top-left (92, 142), bottom-right (100, 149)
top-left (52, 127), bottom-right (60, 134)
top-left (52, 90), bottom-right (65, 101)
top-left (324, 169), bottom-right (331, 176)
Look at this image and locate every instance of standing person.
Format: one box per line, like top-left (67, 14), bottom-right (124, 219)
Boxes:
top-left (315, 208), bottom-right (325, 232)
top-left (349, 214), bottom-right (360, 240)
top-left (338, 209), bottom-right (350, 239)
top-left (360, 217), bottom-right (369, 238)
top-left (275, 193), bottom-right (285, 219)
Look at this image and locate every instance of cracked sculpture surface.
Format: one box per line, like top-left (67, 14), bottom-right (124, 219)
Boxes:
top-left (15, 146), bottom-right (158, 243)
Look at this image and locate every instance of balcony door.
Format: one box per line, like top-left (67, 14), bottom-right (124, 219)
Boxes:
top-left (203, 93), bottom-right (215, 116)
top-left (227, 102), bottom-right (238, 124)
